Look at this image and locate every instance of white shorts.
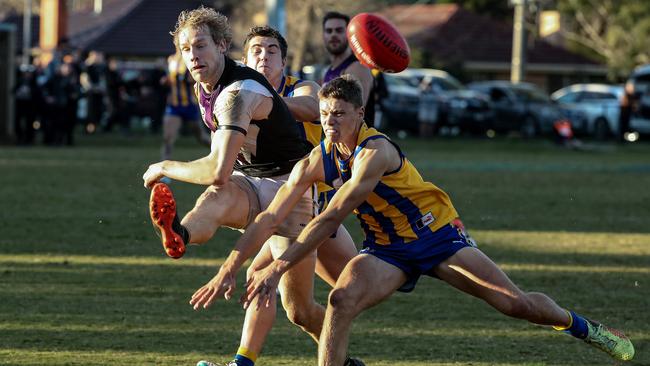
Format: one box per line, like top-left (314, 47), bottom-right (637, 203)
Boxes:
top-left (231, 171), bottom-right (316, 239)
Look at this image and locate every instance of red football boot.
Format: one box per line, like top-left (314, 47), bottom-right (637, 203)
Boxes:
top-left (149, 183), bottom-right (186, 259)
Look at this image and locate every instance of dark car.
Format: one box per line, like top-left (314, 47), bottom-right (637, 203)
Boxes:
top-left (467, 81), bottom-right (565, 137)
top-left (625, 64), bottom-right (650, 135)
top-left (380, 68), bottom-right (491, 135)
top-left (444, 89), bottom-right (493, 135)
top-left (379, 70), bottom-right (421, 132)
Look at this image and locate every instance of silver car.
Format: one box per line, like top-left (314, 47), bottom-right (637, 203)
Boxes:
top-left (551, 84), bottom-right (623, 140)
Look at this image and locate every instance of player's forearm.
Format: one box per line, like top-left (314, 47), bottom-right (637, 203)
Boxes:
top-left (283, 96), bottom-right (319, 121)
top-left (273, 215), bottom-right (340, 274)
top-left (160, 157), bottom-right (221, 185)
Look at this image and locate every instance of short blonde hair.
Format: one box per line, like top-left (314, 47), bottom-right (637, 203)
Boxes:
top-left (170, 6), bottom-right (232, 51)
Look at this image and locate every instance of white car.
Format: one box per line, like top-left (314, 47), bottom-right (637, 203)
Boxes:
top-left (551, 84), bottom-right (623, 140)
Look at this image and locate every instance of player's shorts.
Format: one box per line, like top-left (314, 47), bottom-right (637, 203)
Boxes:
top-left (359, 220), bottom-right (477, 293)
top-left (231, 171), bottom-right (317, 239)
top-left (164, 104), bottom-right (199, 121)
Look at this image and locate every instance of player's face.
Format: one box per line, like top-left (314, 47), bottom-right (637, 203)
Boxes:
top-left (244, 36), bottom-right (285, 82)
top-left (320, 97), bottom-right (363, 143)
top-left (323, 18), bottom-right (348, 56)
top-left (178, 25), bottom-right (226, 86)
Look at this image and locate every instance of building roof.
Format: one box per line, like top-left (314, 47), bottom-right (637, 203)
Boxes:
top-left (380, 4), bottom-right (601, 70)
top-left (79, 0), bottom-right (216, 57)
top-left (2, 0), bottom-right (222, 58)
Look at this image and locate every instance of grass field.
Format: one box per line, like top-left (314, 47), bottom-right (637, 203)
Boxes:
top-left (1, 133), bottom-right (649, 366)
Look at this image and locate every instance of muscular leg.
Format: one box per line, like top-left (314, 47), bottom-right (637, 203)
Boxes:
top-left (315, 225), bottom-right (358, 287)
top-left (181, 181), bottom-right (252, 244)
top-left (238, 242), bottom-right (276, 356)
top-left (319, 254), bottom-right (407, 366)
top-left (237, 226), bottom-right (357, 358)
top-left (161, 114), bottom-right (181, 160)
top-left (269, 235), bottom-right (325, 342)
top-left (434, 247), bottom-right (570, 327)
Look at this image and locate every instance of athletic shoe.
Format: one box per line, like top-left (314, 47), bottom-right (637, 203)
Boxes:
top-left (344, 357), bottom-right (366, 366)
top-left (584, 319), bottom-right (635, 361)
top-left (196, 361), bottom-right (237, 366)
top-left (149, 182), bottom-right (186, 259)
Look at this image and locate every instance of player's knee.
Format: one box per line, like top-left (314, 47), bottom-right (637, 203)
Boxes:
top-left (284, 304), bottom-right (313, 329)
top-left (328, 287), bottom-right (359, 315)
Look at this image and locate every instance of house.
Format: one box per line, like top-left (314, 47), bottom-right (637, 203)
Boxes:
top-left (380, 4), bottom-right (607, 92)
top-left (2, 0), bottom-right (225, 60)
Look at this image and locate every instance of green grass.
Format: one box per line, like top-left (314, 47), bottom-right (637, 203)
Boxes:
top-left (1, 133), bottom-right (649, 366)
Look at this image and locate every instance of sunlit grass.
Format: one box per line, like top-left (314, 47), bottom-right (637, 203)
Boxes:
top-left (1, 134), bottom-right (649, 365)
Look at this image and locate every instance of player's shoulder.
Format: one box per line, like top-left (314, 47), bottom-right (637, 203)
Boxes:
top-left (345, 61), bottom-right (372, 78)
top-left (294, 78), bottom-right (319, 90)
top-left (222, 79), bottom-right (272, 98)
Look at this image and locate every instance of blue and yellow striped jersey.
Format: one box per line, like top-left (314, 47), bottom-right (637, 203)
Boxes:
top-left (277, 75), bottom-right (323, 147)
top-left (320, 124), bottom-right (458, 245)
top-left (167, 54), bottom-right (195, 107)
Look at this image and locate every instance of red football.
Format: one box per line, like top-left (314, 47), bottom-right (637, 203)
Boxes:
top-left (347, 13), bottom-right (410, 73)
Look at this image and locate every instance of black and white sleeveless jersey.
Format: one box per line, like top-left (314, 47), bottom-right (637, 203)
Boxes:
top-left (196, 57), bottom-right (312, 177)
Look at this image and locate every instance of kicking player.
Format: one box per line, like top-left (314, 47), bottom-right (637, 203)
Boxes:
top-left (194, 75), bottom-right (635, 366)
top-left (142, 9), bottom-right (360, 366)
top-left (191, 26), bottom-right (361, 366)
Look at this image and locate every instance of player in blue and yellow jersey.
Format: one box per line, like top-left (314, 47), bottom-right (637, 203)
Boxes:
top-left (160, 52), bottom-right (209, 160)
top-left (191, 75), bottom-right (635, 365)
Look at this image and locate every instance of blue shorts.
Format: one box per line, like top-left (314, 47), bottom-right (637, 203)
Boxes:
top-left (165, 105), bottom-right (199, 121)
top-left (359, 222), bottom-right (476, 293)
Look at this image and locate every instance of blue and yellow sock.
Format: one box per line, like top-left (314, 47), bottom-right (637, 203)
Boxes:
top-left (233, 347), bottom-right (257, 366)
top-left (553, 310), bottom-right (589, 339)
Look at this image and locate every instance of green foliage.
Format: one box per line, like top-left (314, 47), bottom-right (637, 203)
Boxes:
top-left (557, 0), bottom-right (650, 77)
top-left (1, 134), bottom-right (649, 365)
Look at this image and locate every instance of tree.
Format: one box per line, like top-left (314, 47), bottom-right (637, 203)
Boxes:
top-left (227, 0), bottom-right (380, 74)
top-left (557, 0), bottom-right (650, 77)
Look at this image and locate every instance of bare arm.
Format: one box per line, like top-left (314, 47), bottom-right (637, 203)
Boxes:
top-left (282, 80), bottom-right (320, 121)
top-left (243, 139), bottom-right (398, 307)
top-left (189, 147), bottom-right (324, 308)
top-left (345, 62), bottom-right (374, 106)
top-left (143, 87), bottom-right (272, 187)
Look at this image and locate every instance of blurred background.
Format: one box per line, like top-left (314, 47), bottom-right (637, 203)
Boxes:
top-left (1, 0), bottom-right (650, 144)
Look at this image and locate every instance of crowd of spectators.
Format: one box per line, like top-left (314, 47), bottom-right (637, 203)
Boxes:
top-left (13, 49), bottom-right (168, 146)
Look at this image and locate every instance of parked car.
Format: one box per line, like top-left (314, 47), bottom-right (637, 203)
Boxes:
top-left (625, 64), bottom-right (650, 134)
top-left (380, 70), bottom-right (421, 132)
top-left (444, 89), bottom-right (493, 135)
top-left (380, 68), bottom-right (491, 135)
top-left (467, 81), bottom-right (565, 137)
top-left (551, 83), bottom-right (623, 140)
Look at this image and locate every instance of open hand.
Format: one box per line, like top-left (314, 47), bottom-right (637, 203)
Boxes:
top-left (189, 266), bottom-right (237, 310)
top-left (241, 264), bottom-right (282, 310)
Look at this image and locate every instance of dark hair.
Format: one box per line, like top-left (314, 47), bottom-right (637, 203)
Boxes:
top-left (322, 11), bottom-right (350, 28)
top-left (242, 25), bottom-right (288, 59)
top-left (318, 75), bottom-right (363, 108)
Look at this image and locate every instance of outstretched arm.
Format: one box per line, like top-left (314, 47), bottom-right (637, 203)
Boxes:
top-left (189, 146), bottom-right (324, 309)
top-left (143, 86), bottom-right (272, 187)
top-left (243, 139), bottom-right (396, 308)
